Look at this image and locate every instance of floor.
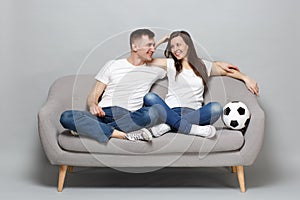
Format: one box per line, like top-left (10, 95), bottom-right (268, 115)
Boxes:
top-left (2, 144), bottom-right (299, 200)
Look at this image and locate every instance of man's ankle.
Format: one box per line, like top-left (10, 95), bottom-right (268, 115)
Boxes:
top-left (111, 129), bottom-right (126, 139)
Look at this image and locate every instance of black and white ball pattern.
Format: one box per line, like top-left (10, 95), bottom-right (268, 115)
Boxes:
top-left (222, 101), bottom-right (251, 130)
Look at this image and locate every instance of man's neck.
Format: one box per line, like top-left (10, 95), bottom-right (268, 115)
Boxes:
top-left (127, 55), bottom-right (146, 66)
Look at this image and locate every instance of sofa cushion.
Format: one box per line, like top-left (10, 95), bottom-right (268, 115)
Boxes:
top-left (58, 129), bottom-right (244, 155)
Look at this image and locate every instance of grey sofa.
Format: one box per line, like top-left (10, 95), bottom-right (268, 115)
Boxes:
top-left (38, 75), bottom-right (265, 192)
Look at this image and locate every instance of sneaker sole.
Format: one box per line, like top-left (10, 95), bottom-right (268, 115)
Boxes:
top-left (70, 130), bottom-right (79, 136)
top-left (206, 125), bottom-right (216, 138)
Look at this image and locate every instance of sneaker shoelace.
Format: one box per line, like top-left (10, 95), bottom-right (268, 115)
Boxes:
top-left (127, 132), bottom-right (144, 140)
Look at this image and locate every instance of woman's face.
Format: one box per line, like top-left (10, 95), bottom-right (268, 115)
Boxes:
top-left (170, 36), bottom-right (189, 60)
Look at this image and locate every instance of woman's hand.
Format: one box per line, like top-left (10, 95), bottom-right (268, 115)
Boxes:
top-left (89, 104), bottom-right (105, 117)
top-left (214, 61), bottom-right (259, 96)
top-left (217, 62), bottom-right (240, 73)
top-left (243, 76), bottom-right (259, 96)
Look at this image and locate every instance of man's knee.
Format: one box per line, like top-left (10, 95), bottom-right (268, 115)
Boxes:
top-left (60, 110), bottom-right (85, 128)
top-left (60, 110), bottom-right (73, 128)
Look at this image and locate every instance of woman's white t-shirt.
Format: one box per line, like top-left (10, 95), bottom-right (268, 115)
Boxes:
top-left (165, 59), bottom-right (212, 110)
top-left (95, 59), bottom-right (166, 111)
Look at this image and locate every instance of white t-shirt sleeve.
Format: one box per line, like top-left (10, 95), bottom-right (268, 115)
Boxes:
top-left (166, 59), bottom-right (175, 72)
top-left (94, 60), bottom-right (114, 84)
top-left (202, 59), bottom-right (213, 77)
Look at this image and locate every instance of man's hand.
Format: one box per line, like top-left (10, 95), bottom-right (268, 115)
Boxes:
top-left (155, 34), bottom-right (170, 49)
top-left (87, 81), bottom-right (107, 117)
top-left (89, 104), bottom-right (105, 117)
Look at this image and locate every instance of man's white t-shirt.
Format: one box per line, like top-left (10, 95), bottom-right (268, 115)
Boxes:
top-left (95, 59), bottom-right (166, 111)
top-left (165, 59), bottom-right (212, 110)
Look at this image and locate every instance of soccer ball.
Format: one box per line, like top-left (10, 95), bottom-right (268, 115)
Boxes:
top-left (222, 101), bottom-right (251, 130)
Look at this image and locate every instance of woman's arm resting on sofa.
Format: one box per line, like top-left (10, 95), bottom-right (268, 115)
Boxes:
top-left (211, 61), bottom-right (259, 96)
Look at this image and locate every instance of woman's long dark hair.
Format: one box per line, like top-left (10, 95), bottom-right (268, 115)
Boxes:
top-left (164, 31), bottom-right (208, 88)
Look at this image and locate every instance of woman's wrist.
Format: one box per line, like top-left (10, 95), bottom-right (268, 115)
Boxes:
top-left (242, 75), bottom-right (250, 83)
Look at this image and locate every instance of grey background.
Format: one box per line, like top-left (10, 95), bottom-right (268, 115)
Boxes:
top-left (0, 0), bottom-right (299, 199)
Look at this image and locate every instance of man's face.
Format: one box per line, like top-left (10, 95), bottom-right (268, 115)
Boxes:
top-left (132, 35), bottom-right (155, 62)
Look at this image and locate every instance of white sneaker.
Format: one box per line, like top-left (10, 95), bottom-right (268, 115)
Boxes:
top-left (189, 125), bottom-right (216, 138)
top-left (126, 128), bottom-right (152, 142)
top-left (150, 123), bottom-right (171, 137)
top-left (70, 130), bottom-right (79, 136)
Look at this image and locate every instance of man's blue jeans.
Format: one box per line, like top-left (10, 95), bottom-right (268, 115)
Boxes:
top-left (143, 92), bottom-right (223, 134)
top-left (60, 106), bottom-right (160, 143)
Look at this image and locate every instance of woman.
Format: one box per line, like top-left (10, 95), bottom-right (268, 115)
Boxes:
top-left (145, 30), bottom-right (259, 138)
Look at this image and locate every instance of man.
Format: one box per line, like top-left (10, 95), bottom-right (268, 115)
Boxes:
top-left (60, 29), bottom-right (166, 143)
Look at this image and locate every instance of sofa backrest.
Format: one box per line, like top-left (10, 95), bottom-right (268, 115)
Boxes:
top-left (50, 73), bottom-right (258, 111)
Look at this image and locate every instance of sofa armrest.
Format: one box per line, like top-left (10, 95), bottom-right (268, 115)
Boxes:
top-left (38, 75), bottom-right (94, 165)
top-left (38, 76), bottom-right (72, 165)
top-left (240, 97), bottom-right (265, 165)
top-left (205, 76), bottom-right (265, 165)
top-left (38, 101), bottom-right (65, 165)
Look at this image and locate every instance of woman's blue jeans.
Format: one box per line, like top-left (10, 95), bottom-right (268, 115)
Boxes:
top-left (143, 92), bottom-right (223, 134)
top-left (60, 106), bottom-right (160, 143)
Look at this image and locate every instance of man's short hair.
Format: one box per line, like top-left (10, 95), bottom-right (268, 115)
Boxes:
top-left (129, 29), bottom-right (155, 49)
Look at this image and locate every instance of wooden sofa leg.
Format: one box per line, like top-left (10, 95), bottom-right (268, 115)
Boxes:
top-left (231, 166), bottom-right (237, 173)
top-left (236, 165), bottom-right (246, 192)
top-left (58, 165), bottom-right (68, 192)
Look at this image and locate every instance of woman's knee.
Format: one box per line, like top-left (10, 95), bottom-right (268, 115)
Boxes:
top-left (148, 106), bottom-right (160, 121)
top-left (143, 92), bottom-right (161, 106)
top-left (145, 107), bottom-right (160, 126)
top-left (210, 102), bottom-right (223, 116)
top-left (138, 107), bottom-right (160, 127)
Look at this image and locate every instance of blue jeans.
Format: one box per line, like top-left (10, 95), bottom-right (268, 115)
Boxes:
top-left (60, 106), bottom-right (160, 143)
top-left (143, 92), bottom-right (223, 134)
